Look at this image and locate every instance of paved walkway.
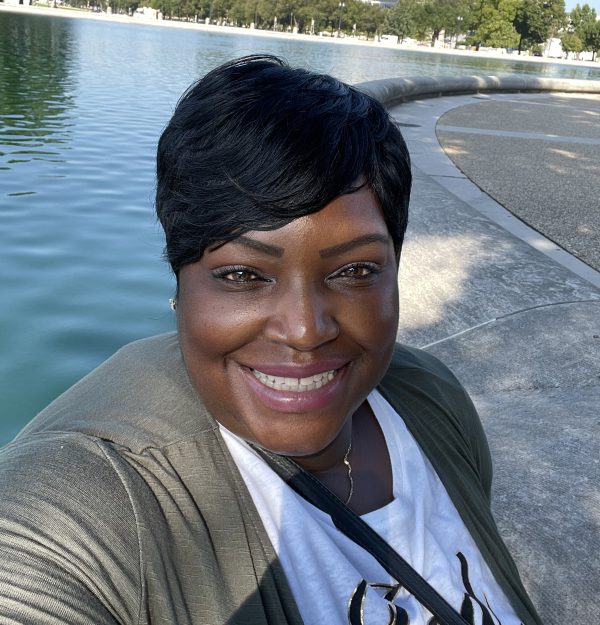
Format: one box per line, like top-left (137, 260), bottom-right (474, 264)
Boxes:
top-left (388, 93), bottom-right (600, 625)
top-left (437, 92), bottom-right (600, 272)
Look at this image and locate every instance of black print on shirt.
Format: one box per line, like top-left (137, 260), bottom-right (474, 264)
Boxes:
top-left (347, 552), bottom-right (524, 625)
top-left (348, 579), bottom-right (410, 625)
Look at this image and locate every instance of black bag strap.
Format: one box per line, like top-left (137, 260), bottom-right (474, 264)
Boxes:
top-left (250, 445), bottom-right (471, 625)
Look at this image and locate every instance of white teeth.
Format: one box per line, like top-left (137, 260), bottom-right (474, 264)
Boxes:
top-left (251, 368), bottom-right (337, 391)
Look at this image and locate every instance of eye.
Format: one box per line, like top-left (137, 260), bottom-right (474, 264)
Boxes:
top-left (211, 266), bottom-right (268, 284)
top-left (330, 262), bottom-right (381, 280)
top-left (224, 270), bottom-right (259, 283)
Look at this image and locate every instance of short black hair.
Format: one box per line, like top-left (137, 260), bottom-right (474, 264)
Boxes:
top-left (156, 55), bottom-right (411, 276)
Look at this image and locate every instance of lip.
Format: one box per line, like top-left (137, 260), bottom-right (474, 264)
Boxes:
top-left (243, 359), bottom-right (349, 379)
top-left (240, 362), bottom-right (350, 413)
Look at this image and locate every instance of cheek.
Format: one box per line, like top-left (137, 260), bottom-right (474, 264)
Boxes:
top-left (177, 297), bottom-right (255, 424)
top-left (347, 278), bottom-right (399, 343)
top-left (377, 278), bottom-right (400, 320)
top-left (179, 294), bottom-right (263, 360)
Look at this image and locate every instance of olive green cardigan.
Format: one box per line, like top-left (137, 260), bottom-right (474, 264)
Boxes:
top-left (0, 333), bottom-right (542, 625)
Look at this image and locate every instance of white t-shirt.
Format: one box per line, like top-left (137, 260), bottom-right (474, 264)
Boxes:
top-left (220, 390), bottom-right (522, 625)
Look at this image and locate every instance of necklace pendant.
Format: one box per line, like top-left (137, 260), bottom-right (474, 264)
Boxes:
top-left (343, 438), bottom-right (354, 505)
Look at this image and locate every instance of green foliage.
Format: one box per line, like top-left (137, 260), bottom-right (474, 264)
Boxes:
top-left (60, 0), bottom-right (583, 53)
top-left (414, 0), bottom-right (464, 46)
top-left (0, 10), bottom-right (75, 133)
top-left (513, 0), bottom-right (566, 53)
top-left (383, 0), bottom-right (418, 41)
top-left (567, 4), bottom-right (599, 57)
top-left (473, 0), bottom-right (520, 48)
top-left (560, 31), bottom-right (583, 56)
top-left (586, 20), bottom-right (600, 59)
top-left (569, 3), bottom-right (596, 37)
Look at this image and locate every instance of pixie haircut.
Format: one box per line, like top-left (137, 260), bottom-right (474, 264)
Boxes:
top-left (156, 55), bottom-right (411, 276)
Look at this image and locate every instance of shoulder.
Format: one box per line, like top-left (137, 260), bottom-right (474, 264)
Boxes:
top-left (380, 343), bottom-right (493, 498)
top-left (382, 343), bottom-right (477, 413)
top-left (387, 342), bottom-right (463, 382)
top-left (0, 432), bottom-right (142, 547)
top-left (0, 432), bottom-right (143, 623)
top-left (17, 332), bottom-right (216, 453)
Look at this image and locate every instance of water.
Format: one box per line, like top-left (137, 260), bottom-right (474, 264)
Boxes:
top-left (1, 10), bottom-right (599, 445)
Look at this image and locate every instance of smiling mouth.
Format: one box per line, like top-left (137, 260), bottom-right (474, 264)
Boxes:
top-left (251, 368), bottom-right (338, 392)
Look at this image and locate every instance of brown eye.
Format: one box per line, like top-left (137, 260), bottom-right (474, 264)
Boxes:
top-left (224, 270), bottom-right (259, 282)
top-left (334, 263), bottom-right (380, 279)
top-left (339, 266), bottom-right (371, 278)
top-left (211, 266), bottom-right (270, 285)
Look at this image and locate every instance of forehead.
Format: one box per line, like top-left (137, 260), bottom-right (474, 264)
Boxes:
top-left (222, 187), bottom-right (390, 258)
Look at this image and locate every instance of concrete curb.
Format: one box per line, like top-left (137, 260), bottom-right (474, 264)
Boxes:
top-left (356, 75), bottom-right (600, 107)
top-left (382, 91), bottom-right (600, 291)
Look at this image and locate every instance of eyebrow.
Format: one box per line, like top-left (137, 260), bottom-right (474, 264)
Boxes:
top-left (319, 233), bottom-right (390, 258)
top-left (231, 236), bottom-right (285, 257)
top-left (229, 232), bottom-right (389, 259)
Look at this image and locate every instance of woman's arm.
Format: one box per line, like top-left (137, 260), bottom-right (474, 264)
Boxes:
top-left (0, 433), bottom-right (142, 625)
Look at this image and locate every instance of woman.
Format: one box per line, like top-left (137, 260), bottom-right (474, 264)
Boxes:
top-left (0, 56), bottom-right (541, 625)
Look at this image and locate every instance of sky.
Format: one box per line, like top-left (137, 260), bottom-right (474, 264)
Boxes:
top-left (564, 0), bottom-right (600, 12)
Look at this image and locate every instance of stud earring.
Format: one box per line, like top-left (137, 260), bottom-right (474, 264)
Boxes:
top-left (169, 298), bottom-right (177, 311)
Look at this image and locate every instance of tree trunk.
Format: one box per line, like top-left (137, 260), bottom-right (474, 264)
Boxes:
top-left (517, 34), bottom-right (523, 54)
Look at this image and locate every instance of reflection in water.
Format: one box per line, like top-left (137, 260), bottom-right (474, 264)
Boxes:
top-left (190, 31), bottom-right (600, 86)
top-left (0, 12), bottom-right (75, 171)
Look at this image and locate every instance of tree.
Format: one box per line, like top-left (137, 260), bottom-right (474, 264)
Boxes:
top-left (415, 0), bottom-right (464, 46)
top-left (474, 0), bottom-right (520, 49)
top-left (341, 0), bottom-right (384, 38)
top-left (360, 3), bottom-right (386, 39)
top-left (461, 0), bottom-right (490, 40)
top-left (383, 0), bottom-right (418, 42)
top-left (513, 0), bottom-right (566, 54)
top-left (586, 19), bottom-right (600, 60)
top-left (305, 0), bottom-right (339, 34)
top-left (568, 4), bottom-right (599, 58)
top-left (181, 0), bottom-right (206, 20)
top-left (150, 0), bottom-right (174, 18)
top-left (569, 3), bottom-right (597, 39)
top-left (560, 31), bottom-right (583, 57)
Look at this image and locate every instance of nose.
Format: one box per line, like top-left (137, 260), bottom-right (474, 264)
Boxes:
top-left (264, 283), bottom-right (339, 351)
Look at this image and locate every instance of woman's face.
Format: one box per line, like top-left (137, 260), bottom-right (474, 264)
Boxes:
top-left (177, 186), bottom-right (399, 457)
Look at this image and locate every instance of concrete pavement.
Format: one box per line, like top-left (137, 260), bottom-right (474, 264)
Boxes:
top-left (364, 84), bottom-right (600, 624)
top-left (436, 92), bottom-right (600, 272)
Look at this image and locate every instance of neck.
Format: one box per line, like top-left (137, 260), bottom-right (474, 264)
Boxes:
top-left (289, 400), bottom-right (394, 514)
top-left (289, 417), bottom-right (353, 475)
